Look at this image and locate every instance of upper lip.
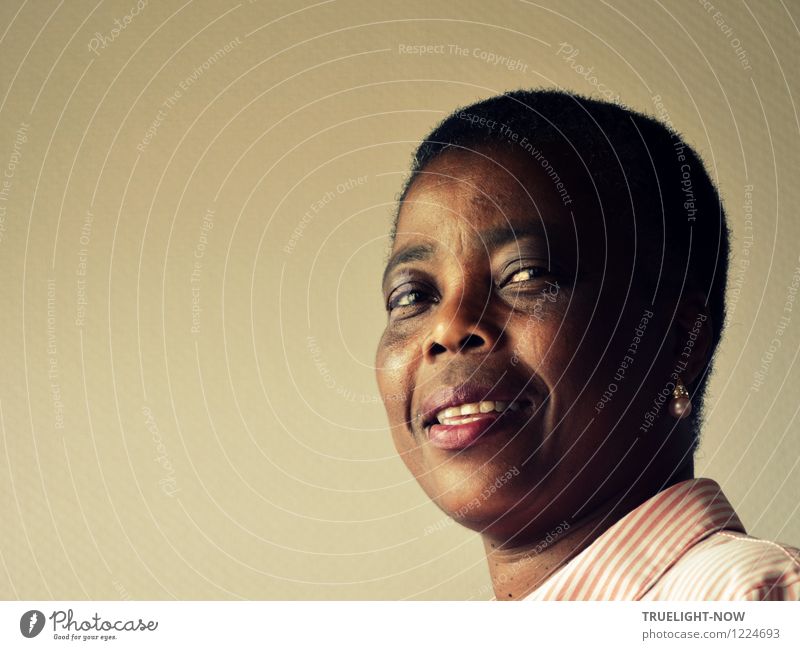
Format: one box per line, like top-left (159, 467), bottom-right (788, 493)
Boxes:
top-left (419, 381), bottom-right (532, 428)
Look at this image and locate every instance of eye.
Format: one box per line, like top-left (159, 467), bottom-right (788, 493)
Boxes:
top-left (505, 265), bottom-right (548, 285)
top-left (386, 283), bottom-right (437, 314)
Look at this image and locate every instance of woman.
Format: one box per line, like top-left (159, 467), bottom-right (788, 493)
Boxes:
top-left (374, 89), bottom-right (799, 600)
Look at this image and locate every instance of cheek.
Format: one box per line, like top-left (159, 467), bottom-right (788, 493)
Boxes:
top-left (375, 329), bottom-right (419, 430)
top-left (508, 290), bottom-right (572, 367)
top-left (376, 330), bottom-right (430, 480)
top-left (508, 289), bottom-right (612, 413)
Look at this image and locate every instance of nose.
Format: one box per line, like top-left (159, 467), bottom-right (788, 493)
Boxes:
top-left (423, 286), bottom-right (501, 360)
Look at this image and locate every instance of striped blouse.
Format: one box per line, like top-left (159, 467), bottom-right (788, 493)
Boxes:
top-left (522, 478), bottom-right (800, 600)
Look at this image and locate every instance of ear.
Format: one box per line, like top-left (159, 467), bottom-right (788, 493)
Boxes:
top-left (670, 290), bottom-right (713, 388)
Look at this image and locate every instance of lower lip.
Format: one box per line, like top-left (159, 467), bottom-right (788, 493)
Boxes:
top-left (426, 407), bottom-right (527, 450)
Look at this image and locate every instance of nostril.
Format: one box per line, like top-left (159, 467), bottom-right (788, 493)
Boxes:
top-left (459, 332), bottom-right (485, 350)
top-left (425, 326), bottom-right (491, 358)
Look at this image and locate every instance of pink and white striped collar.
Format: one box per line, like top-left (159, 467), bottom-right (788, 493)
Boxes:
top-left (523, 478), bottom-right (745, 600)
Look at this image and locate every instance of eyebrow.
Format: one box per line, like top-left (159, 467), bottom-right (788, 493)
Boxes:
top-left (382, 243), bottom-right (435, 290)
top-left (480, 223), bottom-right (547, 249)
top-left (381, 223), bottom-right (548, 291)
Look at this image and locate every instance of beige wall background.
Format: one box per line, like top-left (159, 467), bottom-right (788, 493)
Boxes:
top-left (0, 0), bottom-right (798, 600)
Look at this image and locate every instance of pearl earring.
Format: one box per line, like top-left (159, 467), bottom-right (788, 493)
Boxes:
top-left (669, 377), bottom-right (692, 419)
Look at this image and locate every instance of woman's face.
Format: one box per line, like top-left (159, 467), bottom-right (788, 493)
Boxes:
top-left (375, 145), bottom-right (676, 543)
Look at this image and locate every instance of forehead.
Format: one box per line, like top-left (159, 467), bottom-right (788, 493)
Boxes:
top-left (393, 146), bottom-right (581, 252)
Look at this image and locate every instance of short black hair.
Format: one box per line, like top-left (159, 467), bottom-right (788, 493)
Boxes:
top-left (392, 88), bottom-right (730, 449)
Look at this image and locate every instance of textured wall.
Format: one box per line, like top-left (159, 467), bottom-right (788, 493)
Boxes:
top-left (0, 0), bottom-right (797, 599)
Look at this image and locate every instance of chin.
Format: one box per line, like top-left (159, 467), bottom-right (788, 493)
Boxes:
top-left (423, 462), bottom-right (523, 526)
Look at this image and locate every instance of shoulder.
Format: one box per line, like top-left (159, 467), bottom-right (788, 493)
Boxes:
top-left (645, 530), bottom-right (800, 600)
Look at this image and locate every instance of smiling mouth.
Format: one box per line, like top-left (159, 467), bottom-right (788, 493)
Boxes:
top-left (424, 399), bottom-right (531, 450)
top-left (433, 399), bottom-right (523, 425)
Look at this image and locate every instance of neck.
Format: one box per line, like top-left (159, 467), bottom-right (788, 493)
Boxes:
top-left (481, 460), bottom-right (694, 601)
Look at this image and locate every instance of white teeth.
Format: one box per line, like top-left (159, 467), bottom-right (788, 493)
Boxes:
top-left (452, 415), bottom-right (483, 424)
top-left (434, 400), bottom-right (524, 425)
